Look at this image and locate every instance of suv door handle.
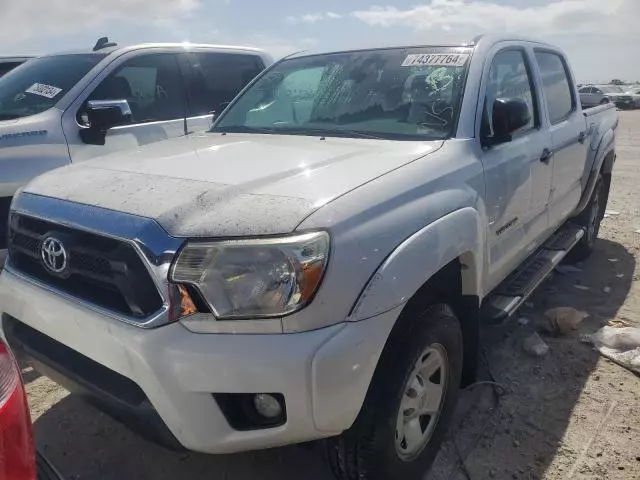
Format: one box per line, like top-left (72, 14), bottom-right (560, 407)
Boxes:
top-left (540, 148), bottom-right (554, 163)
top-left (578, 131), bottom-right (587, 143)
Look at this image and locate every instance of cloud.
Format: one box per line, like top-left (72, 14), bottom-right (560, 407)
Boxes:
top-left (352, 0), bottom-right (627, 36)
top-left (209, 32), bottom-right (317, 59)
top-left (0, 0), bottom-right (201, 43)
top-left (287, 11), bottom-right (342, 24)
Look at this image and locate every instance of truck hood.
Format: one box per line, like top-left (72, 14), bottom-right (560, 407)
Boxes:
top-left (25, 133), bottom-right (442, 237)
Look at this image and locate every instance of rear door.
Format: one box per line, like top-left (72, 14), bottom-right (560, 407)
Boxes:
top-left (533, 50), bottom-right (589, 231)
top-left (180, 51), bottom-right (266, 134)
top-left (479, 46), bottom-right (553, 288)
top-left (63, 52), bottom-right (187, 163)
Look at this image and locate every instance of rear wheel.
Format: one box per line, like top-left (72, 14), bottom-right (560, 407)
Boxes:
top-left (325, 304), bottom-right (463, 480)
top-left (568, 174), bottom-right (606, 262)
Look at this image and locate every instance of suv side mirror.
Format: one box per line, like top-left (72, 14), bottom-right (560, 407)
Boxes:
top-left (484, 98), bottom-right (531, 147)
top-left (79, 99), bottom-right (132, 145)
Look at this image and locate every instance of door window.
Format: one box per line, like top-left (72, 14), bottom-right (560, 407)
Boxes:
top-left (182, 52), bottom-right (265, 117)
top-left (86, 54), bottom-right (185, 126)
top-left (535, 52), bottom-right (575, 124)
top-left (482, 49), bottom-right (537, 138)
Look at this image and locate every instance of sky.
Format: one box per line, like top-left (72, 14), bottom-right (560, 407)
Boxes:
top-left (0, 0), bottom-right (638, 84)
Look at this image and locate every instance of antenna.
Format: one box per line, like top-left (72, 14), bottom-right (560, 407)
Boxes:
top-left (93, 37), bottom-right (118, 51)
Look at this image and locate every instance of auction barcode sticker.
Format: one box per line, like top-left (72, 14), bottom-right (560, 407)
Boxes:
top-left (25, 83), bottom-right (63, 99)
top-left (402, 54), bottom-right (470, 67)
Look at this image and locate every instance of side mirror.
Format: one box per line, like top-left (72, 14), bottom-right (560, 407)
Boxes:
top-left (79, 99), bottom-right (132, 145)
top-left (484, 98), bottom-right (531, 147)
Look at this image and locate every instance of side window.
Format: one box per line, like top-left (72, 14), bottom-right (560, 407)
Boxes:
top-left (183, 52), bottom-right (265, 116)
top-left (88, 53), bottom-right (184, 124)
top-left (534, 51), bottom-right (575, 124)
top-left (482, 49), bottom-right (537, 137)
top-left (593, 88), bottom-right (602, 95)
top-left (87, 54), bottom-right (185, 126)
top-left (578, 86), bottom-right (591, 94)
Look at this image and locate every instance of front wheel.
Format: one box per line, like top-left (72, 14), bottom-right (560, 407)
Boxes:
top-left (325, 304), bottom-right (463, 480)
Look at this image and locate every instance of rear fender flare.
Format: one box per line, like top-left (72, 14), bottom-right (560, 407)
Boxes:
top-left (575, 126), bottom-right (615, 216)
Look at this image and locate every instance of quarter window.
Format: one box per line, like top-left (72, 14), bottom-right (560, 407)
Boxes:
top-left (87, 54), bottom-right (185, 126)
top-left (535, 52), bottom-right (575, 124)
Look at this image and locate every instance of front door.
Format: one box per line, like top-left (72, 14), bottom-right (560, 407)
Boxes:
top-left (63, 53), bottom-right (187, 163)
top-left (479, 47), bottom-right (553, 290)
top-left (533, 51), bottom-right (589, 231)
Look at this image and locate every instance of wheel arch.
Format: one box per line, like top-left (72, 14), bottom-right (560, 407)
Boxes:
top-left (348, 208), bottom-right (484, 391)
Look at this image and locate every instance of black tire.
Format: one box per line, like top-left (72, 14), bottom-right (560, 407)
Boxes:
top-left (325, 304), bottom-right (463, 480)
top-left (567, 174), bottom-right (607, 262)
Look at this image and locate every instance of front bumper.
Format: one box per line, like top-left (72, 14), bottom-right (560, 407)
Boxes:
top-left (0, 268), bottom-right (398, 454)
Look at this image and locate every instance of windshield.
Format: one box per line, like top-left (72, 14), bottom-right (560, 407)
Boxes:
top-left (0, 54), bottom-right (105, 120)
top-left (213, 47), bottom-right (472, 140)
top-left (599, 85), bottom-right (623, 94)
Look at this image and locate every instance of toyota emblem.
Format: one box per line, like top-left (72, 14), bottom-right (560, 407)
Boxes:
top-left (41, 237), bottom-right (68, 274)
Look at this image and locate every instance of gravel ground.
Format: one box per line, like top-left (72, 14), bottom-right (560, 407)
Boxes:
top-left (25, 111), bottom-right (640, 480)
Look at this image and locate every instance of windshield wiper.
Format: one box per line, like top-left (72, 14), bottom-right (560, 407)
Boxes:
top-left (272, 127), bottom-right (387, 140)
top-left (212, 124), bottom-right (388, 140)
top-left (211, 125), bottom-right (280, 134)
top-left (323, 129), bottom-right (386, 140)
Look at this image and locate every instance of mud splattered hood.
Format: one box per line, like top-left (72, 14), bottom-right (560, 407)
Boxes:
top-left (24, 133), bottom-right (441, 237)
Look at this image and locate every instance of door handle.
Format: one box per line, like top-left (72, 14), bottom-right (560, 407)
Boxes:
top-left (578, 130), bottom-right (587, 143)
top-left (540, 148), bottom-right (553, 163)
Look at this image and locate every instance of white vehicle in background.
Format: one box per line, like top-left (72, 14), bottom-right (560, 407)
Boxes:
top-left (0, 38), bottom-right (271, 261)
top-left (579, 84), bottom-right (634, 109)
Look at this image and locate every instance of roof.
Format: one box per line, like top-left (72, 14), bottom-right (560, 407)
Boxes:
top-left (281, 34), bottom-right (560, 61)
top-left (42, 43), bottom-right (268, 58)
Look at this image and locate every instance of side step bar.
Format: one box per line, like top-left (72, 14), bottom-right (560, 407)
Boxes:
top-left (482, 224), bottom-right (585, 325)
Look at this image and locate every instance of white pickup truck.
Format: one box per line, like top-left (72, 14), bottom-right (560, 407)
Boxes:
top-left (0, 38), bottom-right (271, 259)
top-left (0, 35), bottom-right (618, 480)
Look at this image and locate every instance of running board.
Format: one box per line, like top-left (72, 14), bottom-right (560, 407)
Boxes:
top-left (482, 224), bottom-right (585, 325)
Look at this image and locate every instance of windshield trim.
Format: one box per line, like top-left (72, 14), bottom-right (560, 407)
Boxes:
top-left (211, 45), bottom-right (475, 141)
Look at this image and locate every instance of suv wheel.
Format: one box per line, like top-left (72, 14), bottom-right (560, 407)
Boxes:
top-left (325, 304), bottom-right (463, 480)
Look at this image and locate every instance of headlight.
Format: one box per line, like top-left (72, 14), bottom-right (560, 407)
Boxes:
top-left (170, 232), bottom-right (330, 319)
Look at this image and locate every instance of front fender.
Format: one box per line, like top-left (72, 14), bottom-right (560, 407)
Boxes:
top-left (349, 207), bottom-right (484, 322)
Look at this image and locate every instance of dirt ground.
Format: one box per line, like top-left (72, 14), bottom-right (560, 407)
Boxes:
top-left (24, 111), bottom-right (640, 480)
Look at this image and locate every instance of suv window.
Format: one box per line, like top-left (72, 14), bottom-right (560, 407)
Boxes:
top-left (87, 54), bottom-right (185, 126)
top-left (482, 49), bottom-right (537, 137)
top-left (535, 52), bottom-right (574, 124)
top-left (182, 52), bottom-right (264, 117)
top-left (578, 86), bottom-right (591, 94)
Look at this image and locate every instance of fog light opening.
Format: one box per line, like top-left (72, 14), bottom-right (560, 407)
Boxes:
top-left (253, 393), bottom-right (283, 419)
